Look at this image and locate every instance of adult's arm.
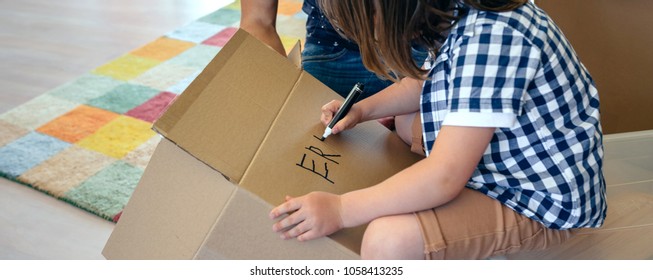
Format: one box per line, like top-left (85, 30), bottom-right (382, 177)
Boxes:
top-left (240, 0), bottom-right (286, 55)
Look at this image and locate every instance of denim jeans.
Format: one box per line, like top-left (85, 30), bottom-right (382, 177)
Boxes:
top-left (302, 43), bottom-right (428, 101)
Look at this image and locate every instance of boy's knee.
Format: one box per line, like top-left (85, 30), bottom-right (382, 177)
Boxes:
top-left (361, 218), bottom-right (393, 259)
top-left (394, 113), bottom-right (416, 146)
top-left (360, 215), bottom-right (423, 260)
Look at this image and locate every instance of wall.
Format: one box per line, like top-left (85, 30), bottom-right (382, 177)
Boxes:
top-left (537, 0), bottom-right (653, 134)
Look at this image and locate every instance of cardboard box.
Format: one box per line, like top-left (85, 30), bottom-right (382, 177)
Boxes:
top-left (102, 29), bottom-right (422, 259)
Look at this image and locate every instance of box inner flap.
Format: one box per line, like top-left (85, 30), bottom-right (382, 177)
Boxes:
top-left (153, 29), bottom-right (302, 183)
top-left (239, 72), bottom-right (423, 252)
top-left (103, 138), bottom-right (237, 259)
top-left (195, 187), bottom-right (358, 260)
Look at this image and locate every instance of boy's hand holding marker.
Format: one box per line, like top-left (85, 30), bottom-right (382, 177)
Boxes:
top-left (320, 83), bottom-right (364, 141)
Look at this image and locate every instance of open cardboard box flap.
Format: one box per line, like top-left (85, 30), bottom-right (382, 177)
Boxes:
top-left (102, 29), bottom-right (422, 259)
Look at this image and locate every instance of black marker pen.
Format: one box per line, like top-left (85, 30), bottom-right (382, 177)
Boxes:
top-left (320, 82), bottom-right (364, 141)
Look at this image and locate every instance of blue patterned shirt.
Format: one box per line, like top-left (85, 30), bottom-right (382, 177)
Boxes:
top-left (302, 0), bottom-right (358, 50)
top-left (420, 2), bottom-right (606, 229)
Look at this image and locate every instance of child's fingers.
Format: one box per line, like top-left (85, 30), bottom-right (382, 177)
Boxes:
top-left (331, 114), bottom-right (353, 135)
top-left (269, 197), bottom-right (301, 219)
top-left (271, 209), bottom-right (303, 232)
top-left (280, 220), bottom-right (310, 240)
top-left (320, 100), bottom-right (342, 126)
top-left (296, 229), bottom-right (321, 242)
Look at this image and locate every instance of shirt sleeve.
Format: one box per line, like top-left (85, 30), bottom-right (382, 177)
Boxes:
top-left (444, 23), bottom-right (541, 128)
top-left (443, 111), bottom-right (516, 127)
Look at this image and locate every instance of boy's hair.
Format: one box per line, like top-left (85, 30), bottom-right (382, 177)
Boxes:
top-left (319, 0), bottom-right (527, 81)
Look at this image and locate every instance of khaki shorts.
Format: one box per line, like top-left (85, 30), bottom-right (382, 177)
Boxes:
top-left (407, 114), bottom-right (574, 259)
top-left (415, 189), bottom-right (575, 259)
top-left (409, 113), bottom-right (426, 156)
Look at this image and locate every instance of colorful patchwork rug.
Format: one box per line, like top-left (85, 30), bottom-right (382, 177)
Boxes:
top-left (0, 0), bottom-right (306, 222)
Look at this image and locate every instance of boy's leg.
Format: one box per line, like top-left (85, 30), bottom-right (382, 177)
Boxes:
top-left (395, 112), bottom-right (426, 156)
top-left (360, 214), bottom-right (425, 260)
top-left (394, 113), bottom-right (416, 146)
top-left (360, 188), bottom-right (575, 260)
top-left (416, 188), bottom-right (575, 259)
top-left (366, 118), bottom-right (573, 259)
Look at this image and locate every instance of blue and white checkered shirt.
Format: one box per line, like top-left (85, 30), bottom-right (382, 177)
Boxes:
top-left (420, 2), bottom-right (606, 229)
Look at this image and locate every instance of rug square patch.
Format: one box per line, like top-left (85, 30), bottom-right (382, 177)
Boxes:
top-left (48, 74), bottom-right (124, 103)
top-left (0, 120), bottom-right (29, 147)
top-left (277, 15), bottom-right (307, 40)
top-left (130, 37), bottom-right (196, 61)
top-left (0, 132), bottom-right (70, 179)
top-left (166, 70), bottom-right (202, 94)
top-left (166, 21), bottom-right (226, 44)
top-left (92, 54), bottom-right (161, 81)
top-left (278, 1), bottom-right (303, 15)
top-left (76, 116), bottom-right (156, 159)
top-left (125, 92), bottom-right (177, 123)
top-left (36, 105), bottom-right (119, 143)
top-left (63, 161), bottom-right (143, 220)
top-left (198, 8), bottom-right (241, 26)
top-left (293, 9), bottom-right (308, 20)
top-left (226, 0), bottom-right (241, 9)
top-left (0, 1), bottom-right (342, 227)
top-left (18, 146), bottom-right (115, 197)
top-left (0, 94), bottom-right (79, 130)
top-left (165, 44), bottom-right (221, 69)
top-left (202, 27), bottom-right (238, 47)
top-left (131, 63), bottom-right (199, 91)
top-left (123, 135), bottom-right (161, 170)
top-left (86, 84), bottom-right (160, 114)
top-left (281, 35), bottom-right (304, 53)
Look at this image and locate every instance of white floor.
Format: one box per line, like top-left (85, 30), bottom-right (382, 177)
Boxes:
top-left (1, 0), bottom-right (652, 260)
top-left (2, 130), bottom-right (651, 259)
top-left (507, 131), bottom-right (653, 259)
top-left (0, 0), bottom-right (234, 260)
top-left (0, 179), bottom-right (114, 259)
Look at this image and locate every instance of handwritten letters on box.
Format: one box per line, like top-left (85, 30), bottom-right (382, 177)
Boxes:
top-left (295, 135), bottom-right (342, 184)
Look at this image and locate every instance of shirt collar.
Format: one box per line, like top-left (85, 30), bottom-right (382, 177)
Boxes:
top-left (449, 4), bottom-right (478, 37)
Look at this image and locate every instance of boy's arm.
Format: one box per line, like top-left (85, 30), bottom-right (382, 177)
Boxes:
top-left (357, 77), bottom-right (423, 121)
top-left (270, 124), bottom-right (495, 241)
top-left (240, 0), bottom-right (287, 55)
top-left (341, 125), bottom-right (495, 227)
top-left (322, 77), bottom-right (424, 135)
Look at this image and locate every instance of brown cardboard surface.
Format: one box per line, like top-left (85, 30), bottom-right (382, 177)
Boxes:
top-left (102, 138), bottom-right (238, 259)
top-left (154, 30), bottom-right (302, 182)
top-left (239, 71), bottom-right (420, 252)
top-left (103, 29), bottom-right (422, 259)
top-left (536, 0), bottom-right (653, 133)
top-left (195, 187), bottom-right (358, 259)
